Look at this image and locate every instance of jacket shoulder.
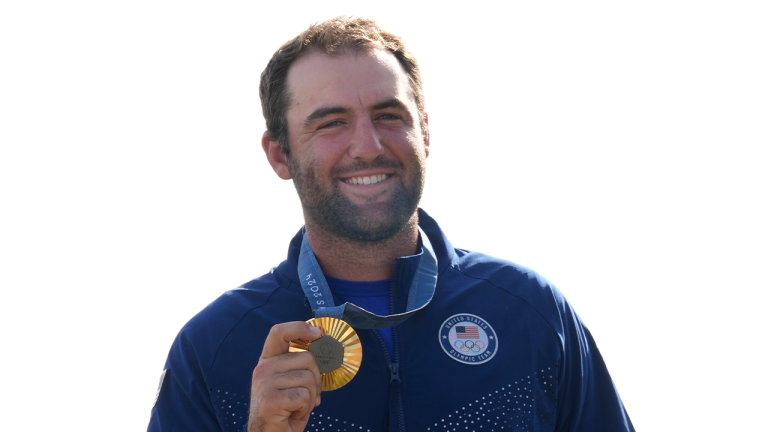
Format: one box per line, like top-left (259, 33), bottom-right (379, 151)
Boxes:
top-left (450, 248), bottom-right (569, 330)
top-left (174, 271), bottom-right (288, 378)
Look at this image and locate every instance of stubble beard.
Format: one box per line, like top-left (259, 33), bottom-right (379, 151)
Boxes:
top-left (287, 155), bottom-right (425, 243)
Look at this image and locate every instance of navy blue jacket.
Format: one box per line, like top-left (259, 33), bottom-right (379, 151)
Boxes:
top-left (148, 210), bottom-right (634, 432)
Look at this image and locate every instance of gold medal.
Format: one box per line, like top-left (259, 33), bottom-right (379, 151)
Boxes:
top-left (289, 317), bottom-right (363, 391)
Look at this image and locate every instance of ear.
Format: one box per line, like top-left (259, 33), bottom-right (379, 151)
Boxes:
top-left (262, 131), bottom-right (292, 180)
top-left (423, 113), bottom-right (430, 158)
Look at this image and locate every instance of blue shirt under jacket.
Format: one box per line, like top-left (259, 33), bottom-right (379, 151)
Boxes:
top-left (147, 209), bottom-right (634, 432)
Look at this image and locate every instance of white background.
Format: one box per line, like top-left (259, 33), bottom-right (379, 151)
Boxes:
top-left (1, 1), bottom-right (766, 430)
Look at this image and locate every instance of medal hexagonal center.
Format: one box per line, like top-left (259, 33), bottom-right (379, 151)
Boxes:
top-left (307, 335), bottom-right (344, 374)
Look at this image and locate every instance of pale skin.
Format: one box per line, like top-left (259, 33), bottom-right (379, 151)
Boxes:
top-left (249, 49), bottom-right (429, 432)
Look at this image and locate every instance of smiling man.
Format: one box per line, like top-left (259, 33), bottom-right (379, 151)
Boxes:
top-left (147, 17), bottom-right (634, 432)
top-left (264, 47), bottom-right (428, 280)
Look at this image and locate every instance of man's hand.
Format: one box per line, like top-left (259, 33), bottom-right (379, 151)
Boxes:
top-left (248, 322), bottom-right (323, 432)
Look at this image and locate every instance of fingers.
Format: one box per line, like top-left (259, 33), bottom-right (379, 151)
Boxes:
top-left (255, 351), bottom-right (323, 405)
top-left (274, 372), bottom-right (317, 422)
top-left (261, 321), bottom-right (322, 359)
top-left (249, 386), bottom-right (313, 430)
top-left (257, 379), bottom-right (315, 421)
top-left (273, 368), bottom-right (316, 390)
top-left (259, 321), bottom-right (323, 401)
top-left (248, 322), bottom-right (327, 431)
top-left (255, 351), bottom-right (313, 373)
top-left (250, 353), bottom-right (321, 429)
top-left (273, 357), bottom-right (323, 404)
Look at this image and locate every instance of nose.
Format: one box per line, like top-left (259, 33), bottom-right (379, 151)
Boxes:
top-left (347, 116), bottom-right (384, 161)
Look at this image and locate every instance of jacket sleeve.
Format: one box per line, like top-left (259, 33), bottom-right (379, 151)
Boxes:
top-left (147, 329), bottom-right (222, 432)
top-left (554, 293), bottom-right (634, 432)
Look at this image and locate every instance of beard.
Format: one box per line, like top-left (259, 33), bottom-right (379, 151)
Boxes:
top-left (287, 155), bottom-right (425, 243)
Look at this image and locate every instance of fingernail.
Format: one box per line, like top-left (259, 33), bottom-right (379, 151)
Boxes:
top-left (310, 327), bottom-right (322, 337)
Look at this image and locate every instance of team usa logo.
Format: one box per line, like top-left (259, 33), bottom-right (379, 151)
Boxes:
top-left (439, 313), bottom-right (498, 365)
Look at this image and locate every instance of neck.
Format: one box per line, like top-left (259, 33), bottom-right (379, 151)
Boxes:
top-left (303, 213), bottom-right (420, 282)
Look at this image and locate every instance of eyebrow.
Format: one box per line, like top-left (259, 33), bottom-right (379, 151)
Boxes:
top-left (371, 98), bottom-right (409, 112)
top-left (303, 106), bottom-right (351, 129)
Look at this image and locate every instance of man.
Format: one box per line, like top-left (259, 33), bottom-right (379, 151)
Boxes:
top-left (148, 17), bottom-right (634, 432)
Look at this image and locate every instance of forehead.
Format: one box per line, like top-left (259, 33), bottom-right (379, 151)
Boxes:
top-left (285, 49), bottom-right (415, 120)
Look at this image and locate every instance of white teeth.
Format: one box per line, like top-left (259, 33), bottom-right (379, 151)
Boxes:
top-left (344, 174), bottom-right (389, 185)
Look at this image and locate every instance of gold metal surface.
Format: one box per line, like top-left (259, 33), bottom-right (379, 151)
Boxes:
top-left (288, 317), bottom-right (363, 391)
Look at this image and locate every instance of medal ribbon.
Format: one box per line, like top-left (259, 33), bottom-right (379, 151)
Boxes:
top-left (297, 227), bottom-right (438, 330)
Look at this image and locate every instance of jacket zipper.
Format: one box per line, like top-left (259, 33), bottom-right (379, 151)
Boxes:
top-left (373, 326), bottom-right (405, 432)
top-left (389, 275), bottom-right (406, 432)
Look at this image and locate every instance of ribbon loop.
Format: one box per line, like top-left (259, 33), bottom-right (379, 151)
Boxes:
top-left (297, 227), bottom-right (438, 330)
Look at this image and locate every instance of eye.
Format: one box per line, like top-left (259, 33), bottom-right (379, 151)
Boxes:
top-left (377, 113), bottom-right (401, 121)
top-left (318, 120), bottom-right (344, 130)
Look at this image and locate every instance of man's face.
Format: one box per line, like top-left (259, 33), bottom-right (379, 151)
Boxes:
top-left (282, 49), bottom-right (429, 243)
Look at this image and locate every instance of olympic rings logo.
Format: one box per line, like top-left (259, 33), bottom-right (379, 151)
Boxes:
top-left (453, 339), bottom-right (486, 353)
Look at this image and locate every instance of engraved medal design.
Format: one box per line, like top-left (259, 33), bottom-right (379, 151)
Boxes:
top-left (289, 317), bottom-right (362, 391)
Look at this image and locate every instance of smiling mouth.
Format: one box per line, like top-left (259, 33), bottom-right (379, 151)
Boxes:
top-left (343, 174), bottom-right (390, 185)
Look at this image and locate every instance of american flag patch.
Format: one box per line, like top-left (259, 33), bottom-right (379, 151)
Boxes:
top-left (455, 326), bottom-right (480, 339)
